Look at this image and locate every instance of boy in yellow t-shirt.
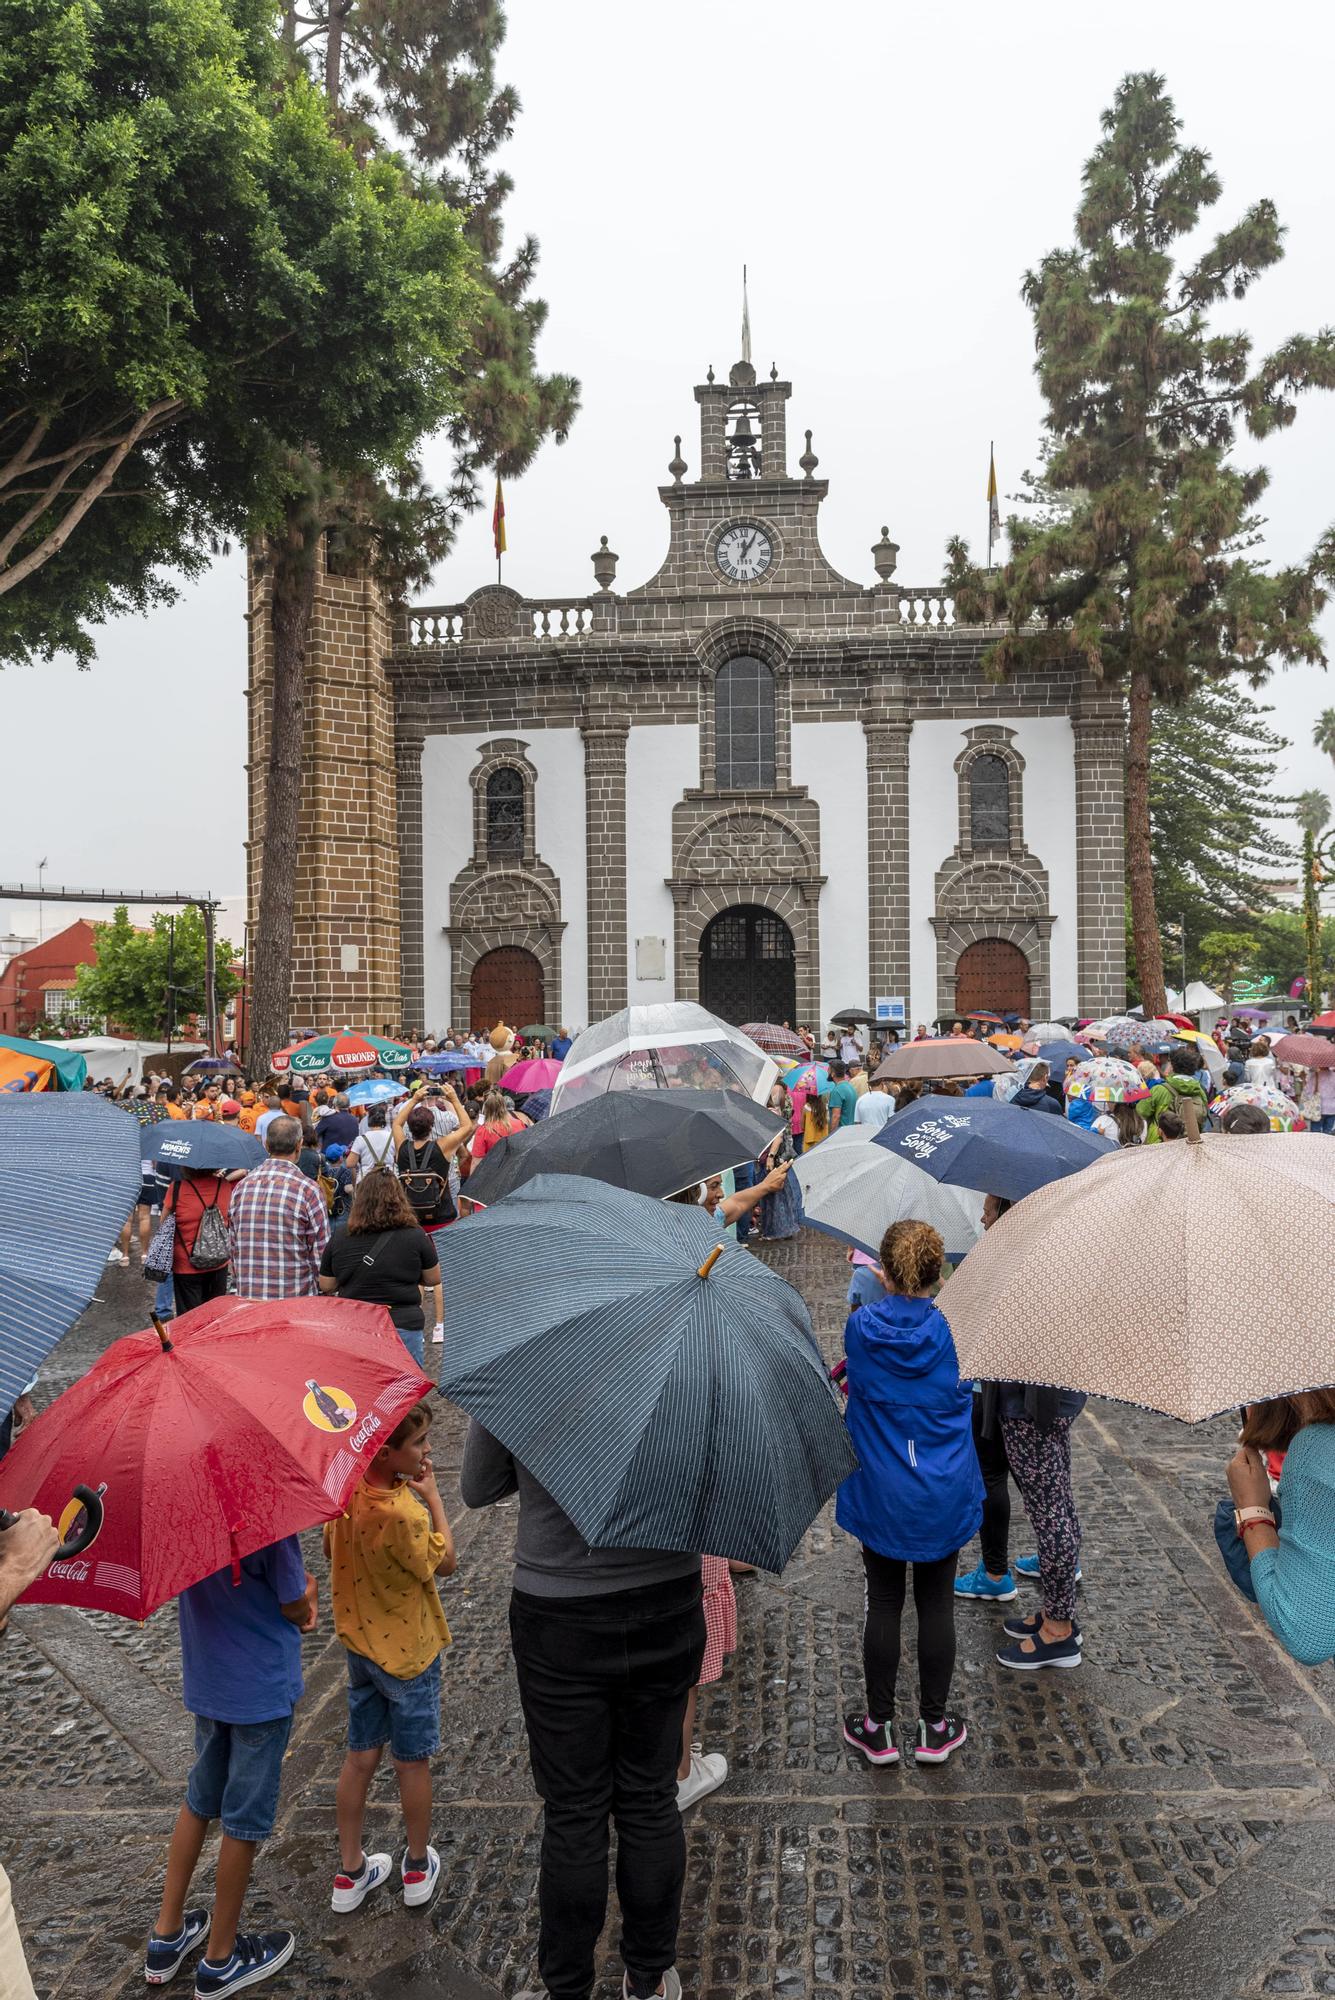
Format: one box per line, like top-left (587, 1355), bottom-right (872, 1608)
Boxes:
top-left (324, 1403), bottom-right (455, 1914)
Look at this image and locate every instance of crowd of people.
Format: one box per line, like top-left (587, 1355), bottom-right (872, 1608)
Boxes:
top-left (1, 1001), bottom-right (1332, 2000)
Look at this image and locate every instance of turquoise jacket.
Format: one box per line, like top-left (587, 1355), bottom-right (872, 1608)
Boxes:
top-left (1251, 1424), bottom-right (1335, 1666)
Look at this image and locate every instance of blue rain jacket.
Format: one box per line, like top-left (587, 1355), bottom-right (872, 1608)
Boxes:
top-left (835, 1293), bottom-right (983, 1563)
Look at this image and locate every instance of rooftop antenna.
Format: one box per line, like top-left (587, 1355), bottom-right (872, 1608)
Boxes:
top-left (741, 264), bottom-right (751, 366)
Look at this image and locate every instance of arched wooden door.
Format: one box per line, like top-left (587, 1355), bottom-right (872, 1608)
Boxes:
top-left (699, 906), bottom-right (796, 1026)
top-left (955, 939), bottom-right (1031, 1017)
top-left (470, 947), bottom-right (544, 1033)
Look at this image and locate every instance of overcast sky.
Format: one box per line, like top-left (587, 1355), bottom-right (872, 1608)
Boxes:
top-left (4, 0), bottom-right (1335, 948)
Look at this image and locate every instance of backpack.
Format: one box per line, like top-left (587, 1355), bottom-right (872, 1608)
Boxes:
top-left (398, 1139), bottom-right (455, 1225)
top-left (186, 1179), bottom-right (230, 1271)
top-left (358, 1128), bottom-right (397, 1175)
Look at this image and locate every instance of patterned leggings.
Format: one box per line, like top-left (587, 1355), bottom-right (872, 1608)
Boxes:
top-left (998, 1415), bottom-right (1081, 1621)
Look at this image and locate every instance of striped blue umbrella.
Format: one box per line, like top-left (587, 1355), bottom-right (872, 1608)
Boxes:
top-left (346, 1078), bottom-right (409, 1106)
top-left (437, 1175), bottom-right (856, 1571)
top-left (0, 1095), bottom-right (141, 1418)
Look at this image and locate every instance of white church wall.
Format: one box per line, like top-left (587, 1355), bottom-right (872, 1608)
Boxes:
top-left (625, 723), bottom-right (700, 1009)
top-left (791, 721), bottom-right (868, 1024)
top-left (419, 728), bottom-right (589, 1029)
top-left (907, 716), bottom-right (1079, 1022)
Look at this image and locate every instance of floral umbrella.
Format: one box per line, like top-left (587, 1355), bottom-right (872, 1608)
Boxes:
top-left (1209, 1085), bottom-right (1308, 1132)
top-left (1065, 1057), bottom-right (1151, 1105)
top-left (1097, 1016), bottom-right (1176, 1051)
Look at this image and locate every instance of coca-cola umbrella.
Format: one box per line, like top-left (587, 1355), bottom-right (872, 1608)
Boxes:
top-left (0, 1296), bottom-right (431, 1620)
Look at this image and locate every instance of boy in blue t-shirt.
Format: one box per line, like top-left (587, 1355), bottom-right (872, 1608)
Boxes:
top-left (145, 1537), bottom-right (316, 1996)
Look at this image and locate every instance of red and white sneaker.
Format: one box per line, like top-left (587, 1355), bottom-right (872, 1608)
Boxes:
top-left (401, 1845), bottom-right (440, 1908)
top-left (331, 1851), bottom-right (392, 1913)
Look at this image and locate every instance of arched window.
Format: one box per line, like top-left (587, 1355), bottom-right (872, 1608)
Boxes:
top-left (715, 656), bottom-right (775, 788)
top-left (969, 753), bottom-right (1011, 848)
top-left (486, 766), bottom-right (525, 858)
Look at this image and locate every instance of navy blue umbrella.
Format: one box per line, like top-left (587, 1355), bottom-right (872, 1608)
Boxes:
top-left (1036, 1039), bottom-right (1088, 1070)
top-left (0, 1096), bottom-right (141, 1418)
top-left (874, 1092), bottom-right (1115, 1200)
top-left (437, 1175), bottom-right (856, 1571)
top-left (142, 1122), bottom-right (266, 1173)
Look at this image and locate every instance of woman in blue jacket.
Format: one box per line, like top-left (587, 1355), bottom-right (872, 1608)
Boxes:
top-left (838, 1220), bottom-right (982, 1769)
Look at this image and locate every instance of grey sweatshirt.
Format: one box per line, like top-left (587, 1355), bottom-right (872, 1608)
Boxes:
top-left (459, 1419), bottom-right (701, 1599)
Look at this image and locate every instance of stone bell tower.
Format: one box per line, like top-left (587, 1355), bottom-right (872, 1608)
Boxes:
top-left (245, 538), bottom-right (402, 1037)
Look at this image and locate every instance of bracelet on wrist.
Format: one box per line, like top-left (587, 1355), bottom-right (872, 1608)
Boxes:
top-left (1240, 1515), bottom-right (1276, 1536)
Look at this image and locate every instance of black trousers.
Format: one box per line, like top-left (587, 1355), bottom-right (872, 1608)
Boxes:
top-left (509, 1572), bottom-right (705, 2000)
top-left (172, 1268), bottom-right (228, 1315)
top-left (861, 1546), bottom-right (959, 1726)
top-left (973, 1395), bottom-right (1013, 1576)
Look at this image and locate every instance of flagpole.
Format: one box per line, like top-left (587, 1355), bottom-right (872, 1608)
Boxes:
top-left (987, 437), bottom-right (994, 572)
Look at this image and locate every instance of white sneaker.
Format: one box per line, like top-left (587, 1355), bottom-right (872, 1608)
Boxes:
top-left (330, 1850), bottom-right (392, 1912)
top-left (107, 1248), bottom-right (127, 1265)
top-left (623, 1972), bottom-right (682, 2000)
top-left (676, 1750), bottom-right (727, 1812)
top-left (401, 1844), bottom-right (440, 1908)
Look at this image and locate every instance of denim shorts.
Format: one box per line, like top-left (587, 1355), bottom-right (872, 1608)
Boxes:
top-left (346, 1650), bottom-right (441, 1762)
top-left (185, 1712), bottom-right (293, 1841)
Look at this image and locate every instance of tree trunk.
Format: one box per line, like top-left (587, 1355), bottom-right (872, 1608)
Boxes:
top-left (1303, 830), bottom-right (1323, 1013)
top-left (248, 506), bottom-right (317, 1073)
top-left (1126, 669), bottom-right (1168, 1019)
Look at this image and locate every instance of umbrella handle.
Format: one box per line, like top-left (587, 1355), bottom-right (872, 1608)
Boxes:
top-left (0, 1484), bottom-right (104, 1560)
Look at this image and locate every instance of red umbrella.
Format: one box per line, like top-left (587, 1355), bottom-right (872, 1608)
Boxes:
top-left (1313, 1012), bottom-right (1335, 1030)
top-left (741, 1022), bottom-right (808, 1060)
top-left (0, 1297), bottom-right (431, 1620)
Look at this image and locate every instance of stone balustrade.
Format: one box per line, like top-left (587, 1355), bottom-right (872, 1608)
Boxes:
top-left (399, 585), bottom-right (976, 648)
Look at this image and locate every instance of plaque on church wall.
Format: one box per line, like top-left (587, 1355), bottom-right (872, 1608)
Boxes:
top-left (636, 936), bottom-right (667, 980)
top-left (340, 944), bottom-right (361, 973)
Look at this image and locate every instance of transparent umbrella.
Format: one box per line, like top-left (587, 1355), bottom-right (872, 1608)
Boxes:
top-left (550, 1004), bottom-right (778, 1113)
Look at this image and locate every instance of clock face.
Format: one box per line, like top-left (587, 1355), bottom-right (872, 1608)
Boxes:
top-left (715, 521), bottom-right (774, 583)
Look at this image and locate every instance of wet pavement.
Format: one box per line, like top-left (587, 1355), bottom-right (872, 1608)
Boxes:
top-left (4, 1234), bottom-right (1335, 1999)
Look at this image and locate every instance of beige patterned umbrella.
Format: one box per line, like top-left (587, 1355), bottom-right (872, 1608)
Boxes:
top-left (937, 1131), bottom-right (1335, 1422)
top-left (873, 1037), bottom-right (1013, 1082)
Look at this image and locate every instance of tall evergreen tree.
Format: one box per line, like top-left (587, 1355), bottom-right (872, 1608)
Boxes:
top-left (945, 72), bottom-right (1334, 1017)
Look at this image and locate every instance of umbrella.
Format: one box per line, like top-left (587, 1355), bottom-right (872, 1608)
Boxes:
top-left (1023, 1021), bottom-right (1066, 1045)
top-left (792, 1127), bottom-right (984, 1261)
top-left (1313, 1011), bottom-right (1335, 1030)
top-left (0, 1096), bottom-right (140, 1420)
top-left (0, 1296), bottom-right (431, 1618)
top-left (1098, 1016), bottom-right (1176, 1050)
top-left (415, 1051), bottom-right (477, 1074)
top-left (783, 1060), bottom-right (830, 1092)
top-left (346, 1077), bottom-right (409, 1106)
top-left (987, 1032), bottom-right (1024, 1050)
top-left (504, 1057), bottom-right (565, 1094)
top-left (1228, 1007), bottom-right (1271, 1024)
top-left (936, 1131), bottom-right (1335, 1423)
top-left (874, 1093), bottom-right (1116, 1200)
top-left (519, 1024), bottom-right (558, 1041)
top-left (1174, 1033), bottom-right (1227, 1081)
top-left (1274, 1034), bottom-right (1335, 1072)
top-left (965, 1011), bottom-right (1006, 1025)
top-left (1065, 1058), bottom-right (1151, 1106)
top-left (464, 1089), bottom-right (784, 1207)
top-left (830, 1008), bottom-right (876, 1026)
top-left (436, 1176), bottom-right (856, 1571)
top-left (183, 1056), bottom-right (241, 1076)
top-left (741, 1022), bottom-right (809, 1061)
top-left (521, 1088), bottom-right (554, 1123)
top-left (0, 1034), bottom-right (88, 1093)
top-left (274, 1032), bottom-right (412, 1076)
top-left (873, 1037), bottom-right (1013, 1082)
top-left (550, 1004), bottom-right (777, 1113)
top-left (142, 1122), bottom-right (266, 1172)
top-left (1035, 1040), bottom-right (1087, 1071)
top-left (1209, 1084), bottom-right (1307, 1132)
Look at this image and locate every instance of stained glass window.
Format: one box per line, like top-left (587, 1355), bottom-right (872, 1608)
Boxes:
top-left (715, 657), bottom-right (775, 788)
top-left (486, 767), bottom-right (525, 857)
top-left (969, 753), bottom-right (1011, 847)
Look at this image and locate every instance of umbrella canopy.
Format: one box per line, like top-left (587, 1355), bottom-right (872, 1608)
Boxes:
top-left (143, 1121), bottom-right (266, 1172)
top-left (1023, 1021), bottom-right (1066, 1044)
top-left (1174, 1033), bottom-right (1227, 1080)
top-left (1209, 1084), bottom-right (1307, 1132)
top-left (783, 1060), bottom-right (830, 1092)
top-left (519, 1024), bottom-right (558, 1041)
top-left (965, 1011), bottom-right (1006, 1025)
top-left (937, 1132), bottom-right (1335, 1422)
top-left (464, 1089), bottom-right (784, 1208)
top-left (504, 1057), bottom-right (565, 1094)
top-left (436, 1176), bottom-right (855, 1571)
top-left (1228, 1006), bottom-right (1271, 1024)
top-left (520, 1088), bottom-right (554, 1123)
top-left (0, 1034), bottom-right (88, 1093)
top-left (273, 1032), bottom-right (412, 1075)
top-left (1035, 1040), bottom-right (1087, 1071)
top-left (987, 1033), bottom-right (1025, 1051)
top-left (550, 1004), bottom-right (777, 1112)
top-left (792, 1127), bottom-right (984, 1261)
top-left (414, 1051), bottom-right (477, 1074)
top-left (1313, 1011), bottom-right (1335, 1030)
top-left (0, 1295), bottom-right (432, 1618)
top-left (874, 1093), bottom-right (1116, 1200)
top-left (1065, 1057), bottom-right (1151, 1105)
top-left (829, 1008), bottom-right (876, 1026)
top-left (0, 1096), bottom-right (140, 1419)
top-left (346, 1077), bottom-right (409, 1106)
top-left (1274, 1033), bottom-right (1335, 1072)
top-left (873, 1037), bottom-right (1013, 1082)
top-left (741, 1022), bottom-right (808, 1060)
top-left (183, 1056), bottom-right (241, 1076)
top-left (1097, 1016), bottom-right (1176, 1050)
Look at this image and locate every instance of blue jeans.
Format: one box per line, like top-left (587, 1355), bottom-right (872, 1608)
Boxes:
top-left (394, 1323), bottom-right (425, 1368)
top-left (730, 1160), bottom-right (755, 1241)
top-left (346, 1649), bottom-right (441, 1761)
top-left (186, 1712), bottom-right (293, 1841)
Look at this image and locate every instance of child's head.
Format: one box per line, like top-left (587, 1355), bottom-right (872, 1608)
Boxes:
top-left (879, 1218), bottom-right (945, 1295)
top-left (371, 1401), bottom-right (432, 1483)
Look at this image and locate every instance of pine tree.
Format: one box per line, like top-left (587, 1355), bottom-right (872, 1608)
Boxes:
top-left (945, 72), bottom-right (1335, 1018)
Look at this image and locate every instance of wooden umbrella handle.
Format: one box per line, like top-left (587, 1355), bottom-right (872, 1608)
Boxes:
top-left (697, 1244), bottom-right (725, 1280)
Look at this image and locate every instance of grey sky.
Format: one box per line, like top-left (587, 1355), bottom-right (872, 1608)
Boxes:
top-left (4, 0), bottom-right (1334, 948)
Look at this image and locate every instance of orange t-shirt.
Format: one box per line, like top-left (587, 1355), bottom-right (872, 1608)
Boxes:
top-left (166, 1103), bottom-right (188, 1121)
top-left (237, 1106), bottom-right (258, 1134)
top-left (192, 1103), bottom-right (217, 1121)
top-left (280, 1096), bottom-right (301, 1119)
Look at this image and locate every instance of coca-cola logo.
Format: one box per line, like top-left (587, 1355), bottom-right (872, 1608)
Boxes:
top-left (348, 1413), bottom-right (383, 1454)
top-left (47, 1559), bottom-right (91, 1583)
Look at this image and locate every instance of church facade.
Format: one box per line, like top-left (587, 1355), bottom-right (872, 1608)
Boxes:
top-left (247, 346), bottom-right (1127, 1038)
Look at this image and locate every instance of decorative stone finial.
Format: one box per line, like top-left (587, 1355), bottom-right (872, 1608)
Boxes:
top-left (706, 364), bottom-right (715, 384)
top-left (591, 535), bottom-right (619, 591)
top-left (770, 362), bottom-right (778, 381)
top-left (872, 525), bottom-right (900, 581)
top-left (668, 435), bottom-right (687, 484)
top-left (799, 429), bottom-right (819, 480)
top-left (728, 358), bottom-right (757, 388)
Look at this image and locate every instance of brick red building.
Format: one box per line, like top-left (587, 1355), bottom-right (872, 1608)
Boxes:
top-left (0, 921), bottom-right (98, 1036)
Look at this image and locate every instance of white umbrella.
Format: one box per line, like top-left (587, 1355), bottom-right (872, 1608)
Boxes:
top-left (792, 1127), bottom-right (984, 1261)
top-left (550, 1003), bottom-right (778, 1113)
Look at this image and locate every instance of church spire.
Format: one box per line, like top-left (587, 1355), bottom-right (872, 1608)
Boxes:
top-left (741, 264), bottom-right (751, 366)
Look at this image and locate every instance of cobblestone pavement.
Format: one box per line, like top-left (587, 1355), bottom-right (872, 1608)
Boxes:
top-left (5, 1235), bottom-right (1335, 2000)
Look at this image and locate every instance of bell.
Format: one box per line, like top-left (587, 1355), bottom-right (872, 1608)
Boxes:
top-left (729, 409), bottom-right (757, 448)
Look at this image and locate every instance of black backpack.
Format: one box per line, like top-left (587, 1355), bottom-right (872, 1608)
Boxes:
top-left (398, 1139), bottom-right (455, 1225)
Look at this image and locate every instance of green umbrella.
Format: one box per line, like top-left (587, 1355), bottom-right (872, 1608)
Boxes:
top-left (518, 1023), bottom-right (557, 1041)
top-left (277, 1031), bottom-right (412, 1076)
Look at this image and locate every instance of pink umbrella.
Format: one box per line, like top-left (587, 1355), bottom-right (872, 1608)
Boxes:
top-left (504, 1057), bottom-right (564, 1093)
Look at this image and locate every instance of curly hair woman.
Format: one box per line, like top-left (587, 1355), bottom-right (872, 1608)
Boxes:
top-left (837, 1220), bottom-right (981, 1769)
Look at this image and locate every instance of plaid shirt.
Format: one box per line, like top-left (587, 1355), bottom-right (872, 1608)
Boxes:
top-left (227, 1158), bottom-right (330, 1300)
